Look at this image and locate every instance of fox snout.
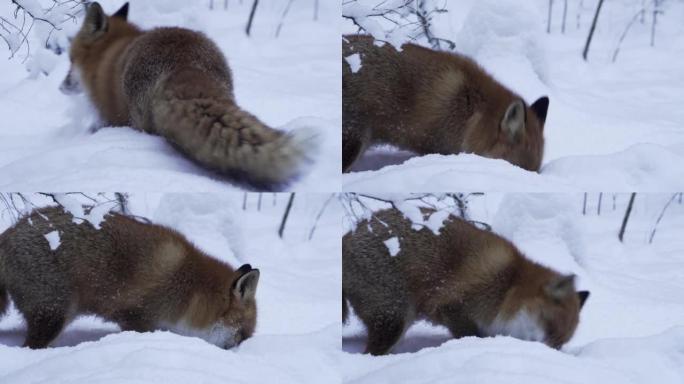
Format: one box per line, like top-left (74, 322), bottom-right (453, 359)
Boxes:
top-left (59, 65), bottom-right (83, 95)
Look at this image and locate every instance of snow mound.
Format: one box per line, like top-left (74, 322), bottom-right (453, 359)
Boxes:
top-left (0, 327), bottom-right (339, 384)
top-left (542, 143), bottom-right (684, 191)
top-left (456, 0), bottom-right (548, 98)
top-left (343, 153), bottom-right (569, 192)
top-left (343, 143), bottom-right (684, 192)
top-left (343, 329), bottom-right (684, 384)
top-left (493, 194), bottom-right (587, 274)
top-left (153, 194), bottom-right (243, 264)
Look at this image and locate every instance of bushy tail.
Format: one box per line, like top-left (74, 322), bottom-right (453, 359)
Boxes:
top-left (152, 85), bottom-right (321, 190)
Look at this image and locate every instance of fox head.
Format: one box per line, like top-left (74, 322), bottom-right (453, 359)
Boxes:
top-left (216, 264), bottom-right (260, 348)
top-left (229, 263), bottom-right (260, 339)
top-left (486, 273), bottom-right (589, 349)
top-left (60, 2), bottom-right (136, 95)
top-left (464, 96), bottom-right (548, 172)
top-left (174, 263), bottom-right (260, 349)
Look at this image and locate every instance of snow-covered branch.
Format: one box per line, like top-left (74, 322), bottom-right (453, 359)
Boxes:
top-left (342, 0), bottom-right (454, 50)
top-left (1, 0), bottom-right (87, 61)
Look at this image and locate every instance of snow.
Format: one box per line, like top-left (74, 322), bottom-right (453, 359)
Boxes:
top-left (43, 230), bottom-right (60, 251)
top-left (0, 1), bottom-right (340, 192)
top-left (0, 192), bottom-right (341, 383)
top-left (342, 0), bottom-right (684, 191)
top-left (383, 236), bottom-right (400, 257)
top-left (424, 209), bottom-right (450, 234)
top-left (343, 193), bottom-right (684, 383)
top-left (345, 53), bottom-right (362, 73)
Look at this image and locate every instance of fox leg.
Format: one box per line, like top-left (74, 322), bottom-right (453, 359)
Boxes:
top-left (436, 301), bottom-right (480, 339)
top-left (363, 309), bottom-right (408, 355)
top-left (23, 308), bottom-right (67, 349)
top-left (350, 294), bottom-right (411, 355)
top-left (112, 309), bottom-right (154, 332)
top-left (342, 122), bottom-right (370, 172)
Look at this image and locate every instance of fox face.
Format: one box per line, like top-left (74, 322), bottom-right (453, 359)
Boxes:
top-left (59, 2), bottom-right (133, 95)
top-left (165, 264), bottom-right (260, 349)
top-left (220, 265), bottom-right (260, 348)
top-left (466, 96), bottom-right (548, 172)
top-left (483, 274), bottom-right (589, 349)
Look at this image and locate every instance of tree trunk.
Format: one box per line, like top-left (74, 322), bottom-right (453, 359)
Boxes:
top-left (245, 0), bottom-right (259, 36)
top-left (618, 193), bottom-right (636, 242)
top-left (583, 0), bottom-right (604, 61)
top-left (547, 0), bottom-right (554, 33)
top-left (562, 0), bottom-right (568, 33)
top-left (649, 194), bottom-right (677, 244)
top-left (278, 193), bottom-right (295, 238)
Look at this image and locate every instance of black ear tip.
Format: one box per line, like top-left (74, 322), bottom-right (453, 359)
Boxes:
top-left (578, 290), bottom-right (590, 306)
top-left (530, 95), bottom-right (550, 122)
top-left (535, 96), bottom-right (549, 108)
top-left (237, 264), bottom-right (252, 275)
top-left (112, 2), bottom-right (130, 19)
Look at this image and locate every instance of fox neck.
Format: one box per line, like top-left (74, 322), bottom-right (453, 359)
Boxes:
top-left (477, 308), bottom-right (546, 343)
top-left (160, 255), bottom-right (237, 348)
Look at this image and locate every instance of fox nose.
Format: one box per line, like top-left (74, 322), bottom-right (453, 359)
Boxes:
top-left (59, 80), bottom-right (82, 95)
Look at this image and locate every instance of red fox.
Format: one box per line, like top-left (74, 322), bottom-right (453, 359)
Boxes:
top-left (60, 2), bottom-right (319, 190)
top-left (0, 206), bottom-right (259, 349)
top-left (343, 35), bottom-right (548, 172)
top-left (343, 208), bottom-right (588, 355)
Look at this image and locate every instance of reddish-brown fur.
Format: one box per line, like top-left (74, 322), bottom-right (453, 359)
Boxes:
top-left (62, 3), bottom-right (318, 190)
top-left (343, 208), bottom-right (588, 355)
top-left (0, 206), bottom-right (259, 349)
top-left (343, 35), bottom-right (548, 172)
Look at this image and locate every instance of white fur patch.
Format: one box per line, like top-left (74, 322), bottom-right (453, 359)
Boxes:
top-left (160, 320), bottom-right (239, 349)
top-left (478, 309), bottom-right (546, 343)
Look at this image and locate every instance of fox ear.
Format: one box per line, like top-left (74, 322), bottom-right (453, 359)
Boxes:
top-left (84, 2), bottom-right (108, 36)
top-left (530, 96), bottom-right (549, 127)
top-left (112, 2), bottom-right (129, 20)
top-left (232, 267), bottom-right (259, 301)
top-left (545, 274), bottom-right (576, 300)
top-left (578, 291), bottom-right (590, 309)
top-left (501, 99), bottom-right (525, 141)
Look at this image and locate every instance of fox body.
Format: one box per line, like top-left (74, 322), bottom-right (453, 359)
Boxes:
top-left (61, 3), bottom-right (318, 190)
top-left (0, 206), bottom-right (259, 349)
top-left (342, 208), bottom-right (588, 355)
top-left (342, 35), bottom-right (548, 172)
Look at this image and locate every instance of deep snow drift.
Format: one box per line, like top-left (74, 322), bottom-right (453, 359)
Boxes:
top-left (0, 1), bottom-right (340, 192)
top-left (342, 0), bottom-right (684, 191)
top-left (0, 192), bottom-right (341, 383)
top-left (342, 193), bottom-right (684, 383)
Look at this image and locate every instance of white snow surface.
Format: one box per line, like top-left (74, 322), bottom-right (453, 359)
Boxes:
top-left (0, 1), bottom-right (340, 192)
top-left (343, 0), bottom-right (684, 191)
top-left (0, 193), bottom-right (341, 383)
top-left (383, 236), bottom-right (400, 257)
top-left (42, 230), bottom-right (60, 251)
top-left (343, 193), bottom-right (684, 383)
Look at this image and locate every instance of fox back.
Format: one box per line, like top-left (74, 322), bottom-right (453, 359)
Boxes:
top-left (342, 35), bottom-right (548, 172)
top-left (62, 2), bottom-right (319, 190)
top-left (343, 208), bottom-right (588, 355)
top-left (0, 206), bottom-right (259, 349)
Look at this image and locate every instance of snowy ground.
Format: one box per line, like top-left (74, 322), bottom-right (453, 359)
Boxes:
top-left (0, 1), bottom-right (341, 192)
top-left (0, 192), bottom-right (341, 383)
top-left (343, 0), bottom-right (684, 191)
top-left (342, 193), bottom-right (684, 383)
